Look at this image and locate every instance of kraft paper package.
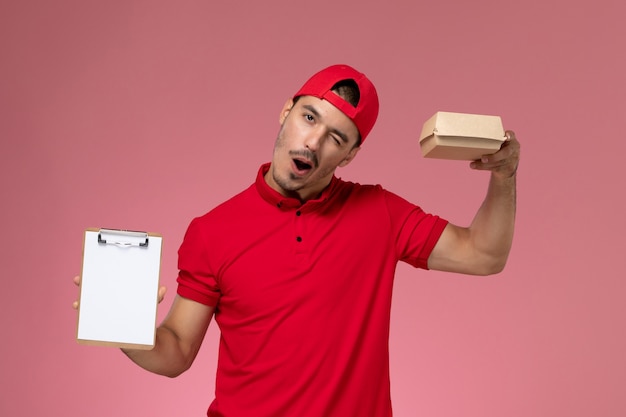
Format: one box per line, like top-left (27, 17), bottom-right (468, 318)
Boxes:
top-left (419, 111), bottom-right (506, 160)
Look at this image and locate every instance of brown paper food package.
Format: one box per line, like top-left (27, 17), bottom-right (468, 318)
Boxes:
top-left (419, 111), bottom-right (506, 160)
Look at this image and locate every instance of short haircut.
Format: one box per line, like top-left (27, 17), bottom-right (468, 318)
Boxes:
top-left (331, 79), bottom-right (360, 108)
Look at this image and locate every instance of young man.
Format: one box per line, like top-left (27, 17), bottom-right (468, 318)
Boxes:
top-left (75, 64), bottom-right (520, 416)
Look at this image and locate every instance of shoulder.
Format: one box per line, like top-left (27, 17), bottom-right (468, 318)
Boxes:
top-left (334, 177), bottom-right (385, 200)
top-left (335, 178), bottom-right (413, 208)
top-left (182, 183), bottom-right (257, 242)
top-left (330, 178), bottom-right (418, 221)
top-left (195, 183), bottom-right (256, 221)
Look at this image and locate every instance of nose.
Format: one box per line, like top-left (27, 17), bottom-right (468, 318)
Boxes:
top-left (304, 127), bottom-right (325, 152)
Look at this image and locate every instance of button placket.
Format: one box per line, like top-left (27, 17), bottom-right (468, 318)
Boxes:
top-left (294, 209), bottom-right (306, 253)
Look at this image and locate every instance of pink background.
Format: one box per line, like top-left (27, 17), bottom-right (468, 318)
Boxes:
top-left (1, 0), bottom-right (624, 416)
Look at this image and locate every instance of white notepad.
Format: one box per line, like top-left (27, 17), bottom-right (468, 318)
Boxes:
top-left (76, 228), bottom-right (162, 349)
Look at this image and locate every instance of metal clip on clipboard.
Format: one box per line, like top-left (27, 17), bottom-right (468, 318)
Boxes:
top-left (97, 229), bottom-right (149, 248)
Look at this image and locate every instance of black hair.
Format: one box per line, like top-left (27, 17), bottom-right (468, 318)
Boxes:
top-left (331, 79), bottom-right (360, 108)
top-left (332, 79), bottom-right (361, 146)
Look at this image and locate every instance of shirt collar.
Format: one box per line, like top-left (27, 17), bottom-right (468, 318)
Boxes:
top-left (255, 163), bottom-right (339, 211)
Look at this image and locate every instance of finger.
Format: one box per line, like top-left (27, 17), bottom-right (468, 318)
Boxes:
top-left (504, 130), bottom-right (516, 142)
top-left (157, 286), bottom-right (167, 303)
top-left (472, 157), bottom-right (504, 170)
top-left (473, 148), bottom-right (514, 169)
top-left (73, 276), bottom-right (82, 309)
top-left (478, 147), bottom-right (508, 165)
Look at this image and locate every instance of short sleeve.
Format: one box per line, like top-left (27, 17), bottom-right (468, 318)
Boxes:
top-left (384, 190), bottom-right (448, 269)
top-left (176, 217), bottom-right (221, 306)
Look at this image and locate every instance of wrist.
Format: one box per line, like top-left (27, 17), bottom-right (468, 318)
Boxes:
top-left (491, 170), bottom-right (517, 186)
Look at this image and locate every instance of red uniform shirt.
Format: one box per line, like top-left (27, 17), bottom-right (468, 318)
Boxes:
top-left (177, 163), bottom-right (448, 417)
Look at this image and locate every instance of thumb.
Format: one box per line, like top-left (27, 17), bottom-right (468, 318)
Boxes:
top-left (157, 286), bottom-right (167, 304)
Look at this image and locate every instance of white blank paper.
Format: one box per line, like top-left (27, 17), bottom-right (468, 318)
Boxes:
top-left (77, 229), bottom-right (162, 349)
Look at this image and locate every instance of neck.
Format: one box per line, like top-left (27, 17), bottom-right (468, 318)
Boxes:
top-left (264, 166), bottom-right (329, 203)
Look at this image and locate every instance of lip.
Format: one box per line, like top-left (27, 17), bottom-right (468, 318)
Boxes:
top-left (291, 157), bottom-right (314, 176)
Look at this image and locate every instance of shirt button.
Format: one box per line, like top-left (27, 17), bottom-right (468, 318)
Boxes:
top-left (296, 210), bottom-right (301, 216)
top-left (296, 236), bottom-right (302, 242)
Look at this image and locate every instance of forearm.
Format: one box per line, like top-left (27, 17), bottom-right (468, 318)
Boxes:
top-left (121, 324), bottom-right (196, 378)
top-left (121, 295), bottom-right (213, 377)
top-left (467, 171), bottom-right (517, 273)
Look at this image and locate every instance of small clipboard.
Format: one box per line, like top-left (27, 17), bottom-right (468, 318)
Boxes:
top-left (76, 228), bottom-right (163, 349)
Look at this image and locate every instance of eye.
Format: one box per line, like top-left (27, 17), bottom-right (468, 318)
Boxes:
top-left (330, 135), bottom-right (342, 146)
top-left (304, 114), bottom-right (315, 122)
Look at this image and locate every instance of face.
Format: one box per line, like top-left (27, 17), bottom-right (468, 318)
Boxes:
top-left (265, 95), bottom-right (361, 201)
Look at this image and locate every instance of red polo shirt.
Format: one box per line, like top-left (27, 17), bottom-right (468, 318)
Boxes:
top-left (177, 163), bottom-right (448, 417)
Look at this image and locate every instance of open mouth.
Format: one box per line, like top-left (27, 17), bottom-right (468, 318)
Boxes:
top-left (293, 159), bottom-right (312, 171)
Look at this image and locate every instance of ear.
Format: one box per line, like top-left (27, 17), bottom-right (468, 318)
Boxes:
top-left (279, 98), bottom-right (294, 125)
top-left (338, 146), bottom-right (361, 167)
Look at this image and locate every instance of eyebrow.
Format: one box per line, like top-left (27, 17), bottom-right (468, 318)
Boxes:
top-left (302, 104), bottom-right (349, 144)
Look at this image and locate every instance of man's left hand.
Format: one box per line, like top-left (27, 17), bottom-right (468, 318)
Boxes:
top-left (470, 130), bottom-right (520, 179)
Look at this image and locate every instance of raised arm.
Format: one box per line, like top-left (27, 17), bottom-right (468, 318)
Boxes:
top-left (427, 131), bottom-right (520, 275)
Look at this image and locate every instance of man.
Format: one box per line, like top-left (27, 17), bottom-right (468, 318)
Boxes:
top-left (74, 64), bottom-right (520, 416)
